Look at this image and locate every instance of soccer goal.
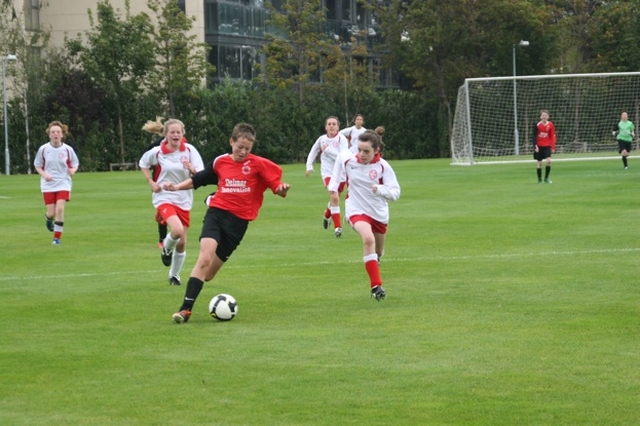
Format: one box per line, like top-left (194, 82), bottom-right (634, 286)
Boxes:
top-left (450, 72), bottom-right (640, 165)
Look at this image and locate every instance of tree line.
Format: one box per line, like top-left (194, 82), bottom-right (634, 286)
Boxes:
top-left (1, 0), bottom-right (639, 172)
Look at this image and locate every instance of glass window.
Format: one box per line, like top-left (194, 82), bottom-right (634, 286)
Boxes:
top-left (355, 0), bottom-right (366, 25)
top-left (218, 3), bottom-right (246, 35)
top-left (342, 0), bottom-right (352, 22)
top-left (220, 45), bottom-right (241, 79)
top-left (204, 2), bottom-right (218, 34)
top-left (325, 0), bottom-right (337, 20)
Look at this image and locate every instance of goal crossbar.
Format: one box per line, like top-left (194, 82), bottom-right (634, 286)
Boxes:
top-left (451, 71), bottom-right (640, 165)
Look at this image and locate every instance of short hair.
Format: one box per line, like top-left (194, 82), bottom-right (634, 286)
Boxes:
top-left (163, 118), bottom-right (186, 136)
top-left (231, 122), bottom-right (256, 142)
top-left (540, 109), bottom-right (550, 116)
top-left (46, 121), bottom-right (69, 137)
top-left (142, 116), bottom-right (165, 136)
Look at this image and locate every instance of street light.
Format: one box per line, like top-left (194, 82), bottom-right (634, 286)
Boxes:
top-left (3, 54), bottom-right (17, 175)
top-left (513, 40), bottom-right (529, 156)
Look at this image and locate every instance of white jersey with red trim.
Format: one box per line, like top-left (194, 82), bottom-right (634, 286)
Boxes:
top-left (34, 142), bottom-right (80, 192)
top-left (139, 140), bottom-right (204, 210)
top-left (305, 133), bottom-right (349, 179)
top-left (339, 126), bottom-right (367, 154)
top-left (328, 152), bottom-right (400, 224)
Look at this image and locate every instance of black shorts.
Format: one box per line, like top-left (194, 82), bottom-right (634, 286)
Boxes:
top-left (618, 141), bottom-right (632, 154)
top-left (200, 207), bottom-right (249, 262)
top-left (534, 146), bottom-right (552, 161)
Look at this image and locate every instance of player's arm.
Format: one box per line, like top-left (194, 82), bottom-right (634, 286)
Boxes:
top-left (189, 160), bottom-right (218, 189)
top-left (373, 162), bottom-right (401, 202)
top-left (305, 139), bottom-right (321, 176)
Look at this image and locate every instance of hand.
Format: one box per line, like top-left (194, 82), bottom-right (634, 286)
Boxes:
top-left (182, 159), bottom-right (195, 174)
top-left (275, 183), bottom-right (291, 197)
top-left (305, 170), bottom-right (312, 177)
top-left (163, 182), bottom-right (176, 191)
top-left (371, 184), bottom-right (378, 193)
top-left (534, 145), bottom-right (539, 152)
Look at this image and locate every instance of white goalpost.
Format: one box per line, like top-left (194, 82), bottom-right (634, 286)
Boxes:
top-left (450, 72), bottom-right (640, 165)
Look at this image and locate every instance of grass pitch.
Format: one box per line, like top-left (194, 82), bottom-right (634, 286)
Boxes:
top-left (1, 159), bottom-right (639, 425)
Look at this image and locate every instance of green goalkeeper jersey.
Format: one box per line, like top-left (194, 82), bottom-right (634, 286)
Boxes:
top-left (616, 120), bottom-right (635, 142)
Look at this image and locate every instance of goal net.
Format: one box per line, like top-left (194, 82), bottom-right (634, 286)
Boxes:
top-left (450, 72), bottom-right (640, 165)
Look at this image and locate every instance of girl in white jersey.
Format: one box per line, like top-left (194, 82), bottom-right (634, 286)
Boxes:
top-left (328, 130), bottom-right (400, 300)
top-left (140, 119), bottom-right (204, 286)
top-left (34, 121), bottom-right (80, 245)
top-left (339, 113), bottom-right (367, 154)
top-left (305, 116), bottom-right (349, 237)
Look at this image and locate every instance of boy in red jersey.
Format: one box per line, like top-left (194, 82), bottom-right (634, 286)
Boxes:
top-left (163, 123), bottom-right (291, 323)
top-left (532, 110), bottom-right (556, 183)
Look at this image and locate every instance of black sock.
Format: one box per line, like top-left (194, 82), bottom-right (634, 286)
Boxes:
top-left (180, 277), bottom-right (204, 311)
top-left (537, 168), bottom-right (542, 180)
top-left (54, 221), bottom-right (64, 227)
top-left (623, 156), bottom-right (628, 167)
top-left (545, 166), bottom-right (551, 179)
top-left (159, 223), bottom-right (167, 242)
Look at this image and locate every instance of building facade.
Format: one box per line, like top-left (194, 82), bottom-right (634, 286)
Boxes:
top-left (10, 0), bottom-right (397, 87)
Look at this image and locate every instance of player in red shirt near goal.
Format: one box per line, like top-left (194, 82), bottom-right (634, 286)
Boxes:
top-left (532, 110), bottom-right (556, 184)
top-left (163, 123), bottom-right (291, 323)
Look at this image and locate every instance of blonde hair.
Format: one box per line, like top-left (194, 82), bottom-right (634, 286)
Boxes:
top-left (142, 116), bottom-right (165, 136)
top-left (163, 118), bottom-right (186, 136)
top-left (46, 121), bottom-right (69, 137)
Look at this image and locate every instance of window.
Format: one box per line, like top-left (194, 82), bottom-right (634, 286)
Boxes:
top-left (325, 0), bottom-right (337, 20)
top-left (25, 0), bottom-right (40, 31)
top-left (342, 0), bottom-right (352, 22)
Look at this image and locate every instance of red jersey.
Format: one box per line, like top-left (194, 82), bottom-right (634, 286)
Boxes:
top-left (533, 121), bottom-right (556, 150)
top-left (208, 153), bottom-right (285, 221)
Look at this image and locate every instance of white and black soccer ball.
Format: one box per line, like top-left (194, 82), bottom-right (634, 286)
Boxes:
top-left (208, 293), bottom-right (238, 321)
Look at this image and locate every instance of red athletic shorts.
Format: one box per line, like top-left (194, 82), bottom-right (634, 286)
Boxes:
top-left (323, 176), bottom-right (346, 193)
top-left (42, 191), bottom-right (70, 205)
top-left (156, 203), bottom-right (191, 227)
top-left (348, 214), bottom-right (387, 234)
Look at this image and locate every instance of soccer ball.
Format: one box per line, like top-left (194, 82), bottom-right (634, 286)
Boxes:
top-left (208, 293), bottom-right (238, 321)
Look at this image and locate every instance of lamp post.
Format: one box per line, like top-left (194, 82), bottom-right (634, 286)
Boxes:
top-left (513, 40), bottom-right (529, 156)
top-left (3, 54), bottom-right (17, 175)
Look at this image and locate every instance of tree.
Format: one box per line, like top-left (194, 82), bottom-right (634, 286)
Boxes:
top-left (66, 0), bottom-right (156, 164)
top-left (590, 0), bottom-right (640, 72)
top-left (146, 0), bottom-right (213, 117)
top-left (262, 0), bottom-right (331, 102)
top-left (373, 0), bottom-right (556, 152)
top-left (0, 0), bottom-right (53, 173)
top-left (545, 0), bottom-right (606, 73)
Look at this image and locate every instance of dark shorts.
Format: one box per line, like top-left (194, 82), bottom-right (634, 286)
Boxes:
top-left (534, 146), bottom-right (552, 161)
top-left (200, 207), bottom-right (248, 262)
top-left (618, 141), bottom-right (632, 154)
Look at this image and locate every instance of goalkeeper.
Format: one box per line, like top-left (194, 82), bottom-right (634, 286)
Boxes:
top-left (532, 110), bottom-right (556, 184)
top-left (612, 111), bottom-right (635, 170)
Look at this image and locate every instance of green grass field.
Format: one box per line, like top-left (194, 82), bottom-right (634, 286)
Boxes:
top-left (1, 159), bottom-right (639, 425)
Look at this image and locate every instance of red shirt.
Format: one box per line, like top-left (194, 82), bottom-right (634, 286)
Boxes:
top-left (208, 153), bottom-right (285, 221)
top-left (534, 121), bottom-right (556, 150)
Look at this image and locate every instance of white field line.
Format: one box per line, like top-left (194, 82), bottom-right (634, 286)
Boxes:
top-left (2, 247), bottom-right (639, 282)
